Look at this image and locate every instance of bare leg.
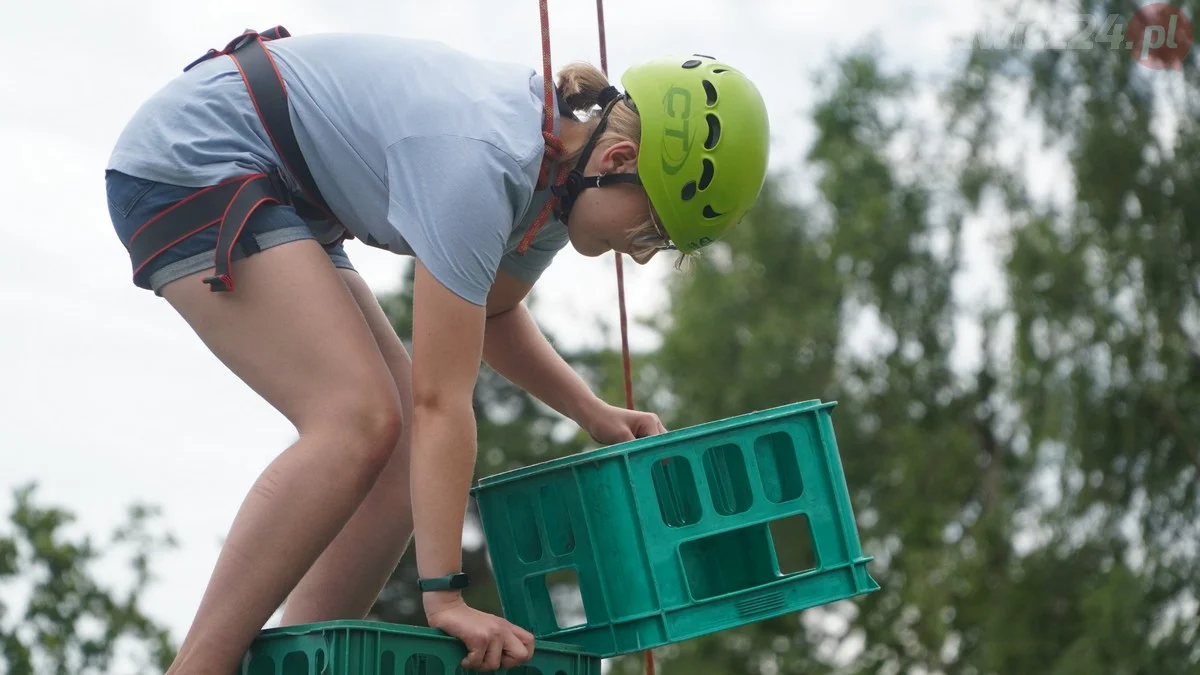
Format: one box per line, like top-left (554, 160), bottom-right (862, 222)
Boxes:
top-left (159, 241), bottom-right (403, 675)
top-left (279, 269), bottom-right (417, 624)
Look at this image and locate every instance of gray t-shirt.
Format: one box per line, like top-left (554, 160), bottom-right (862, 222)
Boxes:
top-left (107, 32), bottom-right (569, 306)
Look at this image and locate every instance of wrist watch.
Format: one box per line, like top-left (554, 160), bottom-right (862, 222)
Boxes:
top-left (418, 573), bottom-right (470, 592)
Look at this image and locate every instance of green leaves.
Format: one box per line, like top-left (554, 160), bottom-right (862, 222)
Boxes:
top-left (0, 484), bottom-right (177, 675)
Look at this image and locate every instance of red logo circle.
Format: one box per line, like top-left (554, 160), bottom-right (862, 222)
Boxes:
top-left (1127, 3), bottom-right (1193, 69)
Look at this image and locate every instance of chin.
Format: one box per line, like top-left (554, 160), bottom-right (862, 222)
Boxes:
top-left (568, 235), bottom-right (607, 258)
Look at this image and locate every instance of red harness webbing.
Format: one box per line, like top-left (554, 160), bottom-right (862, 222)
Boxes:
top-left (128, 26), bottom-right (338, 292)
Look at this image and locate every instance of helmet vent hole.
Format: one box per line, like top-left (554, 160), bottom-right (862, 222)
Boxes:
top-left (703, 205), bottom-right (723, 219)
top-left (713, 68), bottom-right (728, 74)
top-left (705, 114), bottom-right (721, 150)
top-left (699, 160), bottom-right (715, 190)
top-left (682, 59), bottom-right (702, 69)
top-left (681, 181), bottom-right (698, 201)
top-left (703, 80), bottom-right (718, 106)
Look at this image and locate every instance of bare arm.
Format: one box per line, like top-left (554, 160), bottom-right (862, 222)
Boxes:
top-left (409, 261), bottom-right (536, 670)
top-left (482, 269), bottom-right (604, 426)
top-left (410, 260), bottom-right (486, 584)
top-left (480, 270), bottom-right (666, 443)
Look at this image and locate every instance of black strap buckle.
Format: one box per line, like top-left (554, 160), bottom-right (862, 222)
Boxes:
top-left (202, 273), bottom-right (234, 292)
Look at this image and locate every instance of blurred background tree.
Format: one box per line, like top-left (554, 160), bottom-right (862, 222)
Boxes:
top-left (0, 484), bottom-right (177, 675)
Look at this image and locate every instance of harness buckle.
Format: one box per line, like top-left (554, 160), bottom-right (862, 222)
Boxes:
top-left (203, 273), bottom-right (235, 292)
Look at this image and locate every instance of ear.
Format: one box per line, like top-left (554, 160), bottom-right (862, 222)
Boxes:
top-left (599, 140), bottom-right (639, 174)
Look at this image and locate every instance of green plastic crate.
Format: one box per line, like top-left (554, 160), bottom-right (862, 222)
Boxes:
top-left (239, 620), bottom-right (601, 675)
top-left (471, 399), bottom-right (878, 658)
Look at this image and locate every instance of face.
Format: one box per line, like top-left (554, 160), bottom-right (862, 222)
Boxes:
top-left (565, 139), bottom-right (666, 265)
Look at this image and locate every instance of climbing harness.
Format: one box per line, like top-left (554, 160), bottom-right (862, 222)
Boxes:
top-left (128, 26), bottom-right (340, 293)
top-left (130, 21), bottom-right (591, 293)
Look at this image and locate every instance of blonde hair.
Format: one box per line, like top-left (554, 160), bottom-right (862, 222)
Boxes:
top-left (555, 61), bottom-right (671, 261)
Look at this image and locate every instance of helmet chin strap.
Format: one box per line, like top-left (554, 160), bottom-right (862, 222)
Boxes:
top-left (552, 88), bottom-right (643, 225)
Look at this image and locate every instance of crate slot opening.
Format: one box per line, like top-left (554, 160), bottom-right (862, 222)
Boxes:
top-left (755, 431), bottom-right (805, 503)
top-left (526, 567), bottom-right (588, 631)
top-left (651, 456), bottom-right (702, 527)
top-left (703, 443), bottom-right (753, 515)
top-left (540, 484), bottom-right (576, 556)
top-left (244, 654), bottom-right (274, 675)
top-left (769, 513), bottom-right (819, 575)
top-left (507, 492), bottom-right (543, 563)
top-left (282, 652), bottom-right (308, 674)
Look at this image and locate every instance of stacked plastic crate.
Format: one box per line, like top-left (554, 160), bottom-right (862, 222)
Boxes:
top-left (237, 399), bottom-right (878, 674)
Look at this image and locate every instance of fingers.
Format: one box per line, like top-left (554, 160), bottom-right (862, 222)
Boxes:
top-left (514, 623), bottom-right (536, 647)
top-left (480, 631), bottom-right (505, 672)
top-left (455, 620), bottom-right (532, 672)
top-left (635, 412), bottom-right (667, 438)
top-left (461, 638), bottom-right (486, 671)
top-left (499, 627), bottom-right (534, 669)
top-left (432, 602), bottom-right (536, 672)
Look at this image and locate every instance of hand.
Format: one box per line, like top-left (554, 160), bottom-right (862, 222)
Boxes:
top-left (581, 400), bottom-right (668, 444)
top-left (425, 593), bottom-right (536, 671)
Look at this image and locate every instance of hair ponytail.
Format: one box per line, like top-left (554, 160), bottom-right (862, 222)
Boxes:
top-left (553, 61), bottom-right (642, 159)
top-left (556, 61), bottom-right (612, 114)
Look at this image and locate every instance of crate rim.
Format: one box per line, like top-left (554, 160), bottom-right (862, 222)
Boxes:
top-left (471, 398), bottom-right (837, 492)
top-left (250, 619), bottom-right (597, 656)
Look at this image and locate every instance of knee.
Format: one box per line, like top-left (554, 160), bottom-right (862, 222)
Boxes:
top-left (317, 387), bottom-right (404, 477)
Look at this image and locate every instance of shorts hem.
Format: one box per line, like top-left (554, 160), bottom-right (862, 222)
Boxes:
top-left (147, 226), bottom-right (357, 295)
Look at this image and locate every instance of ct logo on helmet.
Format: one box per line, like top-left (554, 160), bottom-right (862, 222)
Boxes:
top-left (659, 86), bottom-right (696, 176)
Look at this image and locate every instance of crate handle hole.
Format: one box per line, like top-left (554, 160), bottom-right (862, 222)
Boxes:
top-left (769, 513), bottom-right (819, 575)
top-left (544, 567), bottom-right (588, 629)
top-left (243, 655), bottom-right (275, 675)
top-left (680, 522), bottom-right (779, 600)
top-left (282, 652), bottom-right (308, 673)
top-left (404, 653), bottom-right (445, 675)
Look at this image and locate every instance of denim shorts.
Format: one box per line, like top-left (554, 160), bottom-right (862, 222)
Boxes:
top-left (105, 169), bottom-right (356, 294)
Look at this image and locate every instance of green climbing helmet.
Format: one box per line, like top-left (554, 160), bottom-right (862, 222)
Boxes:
top-left (622, 54), bottom-right (770, 252)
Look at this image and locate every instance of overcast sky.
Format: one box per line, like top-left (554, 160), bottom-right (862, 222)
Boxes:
top-left (1, 0), bottom-right (1006, 653)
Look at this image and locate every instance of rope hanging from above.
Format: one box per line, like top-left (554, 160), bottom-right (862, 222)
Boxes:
top-left (530, 1), bottom-right (648, 672)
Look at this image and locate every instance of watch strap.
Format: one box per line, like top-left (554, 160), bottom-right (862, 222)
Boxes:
top-left (418, 573), bottom-right (470, 592)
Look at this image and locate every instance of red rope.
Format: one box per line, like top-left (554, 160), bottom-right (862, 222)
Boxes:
top-left (519, 0), bottom-right (570, 256)
top-left (537, 3), bottom-right (649, 671)
top-left (593, 0), bottom-right (636, 414)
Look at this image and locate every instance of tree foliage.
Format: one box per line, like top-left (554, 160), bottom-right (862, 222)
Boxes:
top-left (0, 484), bottom-right (177, 675)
